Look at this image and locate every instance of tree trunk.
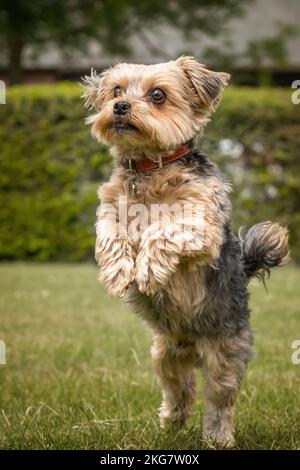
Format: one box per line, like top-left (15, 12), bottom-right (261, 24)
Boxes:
top-left (7, 34), bottom-right (24, 85)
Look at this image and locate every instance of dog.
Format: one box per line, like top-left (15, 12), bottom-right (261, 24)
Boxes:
top-left (82, 56), bottom-right (289, 447)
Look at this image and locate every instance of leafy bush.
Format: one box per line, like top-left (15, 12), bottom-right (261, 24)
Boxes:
top-left (204, 88), bottom-right (300, 261)
top-left (0, 83), bottom-right (110, 261)
top-left (0, 84), bottom-right (299, 261)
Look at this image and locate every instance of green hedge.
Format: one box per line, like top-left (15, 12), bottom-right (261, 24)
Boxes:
top-left (0, 83), bottom-right (299, 261)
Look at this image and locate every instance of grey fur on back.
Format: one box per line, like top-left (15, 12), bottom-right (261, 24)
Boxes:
top-left (127, 150), bottom-right (289, 340)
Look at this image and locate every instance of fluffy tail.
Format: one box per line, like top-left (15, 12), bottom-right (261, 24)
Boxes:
top-left (241, 221), bottom-right (289, 280)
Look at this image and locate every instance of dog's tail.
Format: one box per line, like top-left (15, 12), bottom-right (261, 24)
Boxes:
top-left (240, 221), bottom-right (289, 280)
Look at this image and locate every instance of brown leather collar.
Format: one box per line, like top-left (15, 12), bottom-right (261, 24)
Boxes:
top-left (125, 144), bottom-right (192, 173)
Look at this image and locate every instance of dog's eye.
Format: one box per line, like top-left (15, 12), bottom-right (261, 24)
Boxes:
top-left (114, 86), bottom-right (123, 97)
top-left (150, 88), bottom-right (166, 104)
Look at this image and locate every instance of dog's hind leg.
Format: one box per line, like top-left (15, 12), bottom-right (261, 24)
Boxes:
top-left (202, 329), bottom-right (253, 448)
top-left (151, 334), bottom-right (197, 429)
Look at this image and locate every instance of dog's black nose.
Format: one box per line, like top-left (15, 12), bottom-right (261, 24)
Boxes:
top-left (113, 101), bottom-right (131, 115)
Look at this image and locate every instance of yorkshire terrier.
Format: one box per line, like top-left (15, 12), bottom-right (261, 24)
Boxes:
top-left (82, 56), bottom-right (289, 447)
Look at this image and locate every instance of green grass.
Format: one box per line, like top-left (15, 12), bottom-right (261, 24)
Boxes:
top-left (0, 263), bottom-right (299, 450)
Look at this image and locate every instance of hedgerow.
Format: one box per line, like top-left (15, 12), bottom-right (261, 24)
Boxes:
top-left (0, 84), bottom-right (299, 260)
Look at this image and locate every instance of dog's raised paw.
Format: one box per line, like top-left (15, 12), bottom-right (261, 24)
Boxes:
top-left (135, 242), bottom-right (180, 295)
top-left (135, 251), bottom-right (161, 295)
top-left (99, 258), bottom-right (135, 298)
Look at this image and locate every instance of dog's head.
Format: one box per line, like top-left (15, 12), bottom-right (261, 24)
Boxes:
top-left (82, 56), bottom-right (230, 155)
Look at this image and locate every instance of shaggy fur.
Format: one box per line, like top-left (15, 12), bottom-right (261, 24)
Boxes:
top-left (82, 56), bottom-right (289, 447)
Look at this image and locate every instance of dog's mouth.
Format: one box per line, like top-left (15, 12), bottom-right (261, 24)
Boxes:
top-left (110, 121), bottom-right (140, 134)
top-left (110, 121), bottom-right (139, 134)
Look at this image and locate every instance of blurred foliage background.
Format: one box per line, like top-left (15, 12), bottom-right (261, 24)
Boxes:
top-left (0, 0), bottom-right (299, 263)
top-left (0, 0), bottom-right (247, 84)
top-left (0, 84), bottom-right (299, 261)
top-left (0, 3), bottom-right (299, 453)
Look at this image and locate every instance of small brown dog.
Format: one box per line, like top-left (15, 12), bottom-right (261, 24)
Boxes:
top-left (82, 57), bottom-right (288, 447)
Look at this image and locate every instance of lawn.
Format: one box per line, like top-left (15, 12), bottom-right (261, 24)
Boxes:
top-left (0, 263), bottom-right (299, 450)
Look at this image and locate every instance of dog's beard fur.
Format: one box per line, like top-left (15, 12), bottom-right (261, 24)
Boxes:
top-left (82, 57), bottom-right (230, 162)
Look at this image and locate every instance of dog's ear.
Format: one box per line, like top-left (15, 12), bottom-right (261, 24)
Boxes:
top-left (81, 68), bottom-right (104, 111)
top-left (176, 56), bottom-right (230, 111)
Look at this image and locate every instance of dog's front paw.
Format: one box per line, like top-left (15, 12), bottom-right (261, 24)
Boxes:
top-left (99, 260), bottom-right (134, 297)
top-left (135, 248), bottom-right (179, 295)
top-left (96, 237), bottom-right (135, 297)
top-left (135, 251), bottom-right (161, 295)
